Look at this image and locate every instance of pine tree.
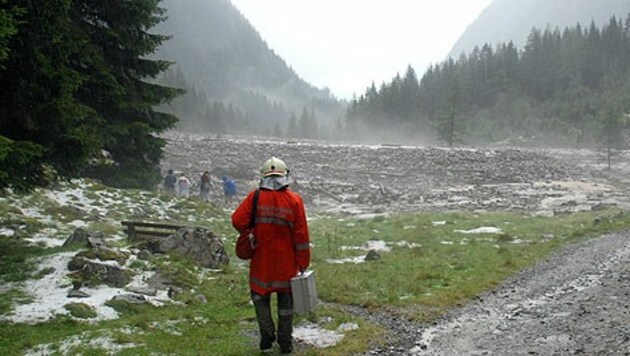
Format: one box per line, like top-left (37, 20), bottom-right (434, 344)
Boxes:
top-left (0, 2), bottom-right (20, 69)
top-left (75, 0), bottom-right (182, 188)
top-left (597, 100), bottom-right (626, 170)
top-left (287, 113), bottom-right (298, 138)
top-left (436, 78), bottom-right (463, 147)
top-left (0, 0), bottom-right (101, 191)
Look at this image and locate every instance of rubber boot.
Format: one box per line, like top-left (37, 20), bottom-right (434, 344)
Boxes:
top-left (277, 292), bottom-right (294, 353)
top-left (251, 291), bottom-right (275, 351)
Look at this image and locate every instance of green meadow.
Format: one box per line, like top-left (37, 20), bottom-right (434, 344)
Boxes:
top-left (1, 181), bottom-right (629, 355)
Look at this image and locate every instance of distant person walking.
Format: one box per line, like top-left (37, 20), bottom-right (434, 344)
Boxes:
top-left (164, 169), bottom-right (177, 194)
top-left (232, 157), bottom-right (310, 354)
top-left (176, 173), bottom-right (191, 198)
top-left (222, 175), bottom-right (237, 205)
top-left (199, 171), bottom-right (213, 202)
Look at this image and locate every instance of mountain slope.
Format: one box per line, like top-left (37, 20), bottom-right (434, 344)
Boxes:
top-left (154, 0), bottom-right (344, 134)
top-left (449, 0), bottom-right (630, 57)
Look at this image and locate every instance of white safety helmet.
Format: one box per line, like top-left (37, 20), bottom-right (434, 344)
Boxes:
top-left (261, 157), bottom-right (288, 177)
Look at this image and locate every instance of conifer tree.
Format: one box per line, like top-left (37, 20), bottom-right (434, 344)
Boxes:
top-left (287, 113), bottom-right (298, 138)
top-left (75, 0), bottom-right (182, 188)
top-left (0, 2), bottom-right (20, 68)
top-left (0, 0), bottom-right (181, 191)
top-left (0, 0), bottom-right (101, 191)
top-left (436, 79), bottom-right (463, 147)
top-left (597, 100), bottom-right (626, 170)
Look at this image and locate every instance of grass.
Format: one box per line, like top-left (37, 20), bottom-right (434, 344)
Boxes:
top-left (0, 237), bottom-right (48, 283)
top-left (309, 209), bottom-right (630, 321)
top-left (2, 180), bottom-right (630, 354)
top-left (64, 303), bottom-right (98, 319)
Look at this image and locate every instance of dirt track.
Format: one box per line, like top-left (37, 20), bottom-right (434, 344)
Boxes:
top-left (405, 230), bottom-right (630, 355)
top-left (163, 132), bottom-right (630, 355)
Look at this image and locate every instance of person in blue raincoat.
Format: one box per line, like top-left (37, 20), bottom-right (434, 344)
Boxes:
top-left (222, 175), bottom-right (237, 205)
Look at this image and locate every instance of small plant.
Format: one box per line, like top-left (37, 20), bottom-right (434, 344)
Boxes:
top-left (33, 267), bottom-right (55, 279)
top-left (497, 233), bottom-right (512, 243)
top-left (64, 303), bottom-right (97, 319)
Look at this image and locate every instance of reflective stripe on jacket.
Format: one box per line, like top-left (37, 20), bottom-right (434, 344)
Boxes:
top-left (232, 187), bottom-right (310, 295)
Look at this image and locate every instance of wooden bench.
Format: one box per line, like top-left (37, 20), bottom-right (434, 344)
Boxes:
top-left (121, 221), bottom-right (186, 241)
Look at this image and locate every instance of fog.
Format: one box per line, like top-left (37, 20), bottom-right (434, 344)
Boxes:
top-left (153, 0), bottom-right (630, 149)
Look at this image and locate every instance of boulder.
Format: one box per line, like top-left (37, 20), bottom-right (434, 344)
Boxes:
top-left (67, 289), bottom-right (90, 298)
top-left (139, 227), bottom-right (229, 268)
top-left (137, 249), bottom-right (153, 260)
top-left (63, 228), bottom-right (106, 248)
top-left (111, 294), bottom-right (147, 304)
top-left (68, 248), bottom-right (130, 271)
top-left (74, 260), bottom-right (133, 288)
top-left (365, 250), bottom-right (381, 261)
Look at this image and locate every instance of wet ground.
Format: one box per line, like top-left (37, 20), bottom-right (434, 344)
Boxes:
top-left (162, 132), bottom-right (630, 355)
top-left (162, 132), bottom-right (630, 216)
top-left (362, 229), bottom-right (630, 355)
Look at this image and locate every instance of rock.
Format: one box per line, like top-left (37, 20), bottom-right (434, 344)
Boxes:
top-left (139, 227), bottom-right (229, 268)
top-left (146, 272), bottom-right (173, 290)
top-left (67, 289), bottom-right (90, 298)
top-left (126, 286), bottom-right (158, 297)
top-left (168, 286), bottom-right (182, 299)
top-left (68, 248), bottom-right (130, 271)
top-left (87, 234), bottom-right (106, 248)
top-left (111, 294), bottom-right (147, 304)
top-left (62, 228), bottom-right (90, 247)
top-left (195, 294), bottom-right (208, 304)
top-left (365, 250), bottom-right (381, 261)
top-left (63, 228), bottom-right (107, 248)
top-left (75, 260), bottom-right (133, 288)
top-left (137, 249), bottom-right (152, 260)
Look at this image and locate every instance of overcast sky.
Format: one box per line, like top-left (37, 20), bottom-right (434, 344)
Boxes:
top-left (230, 0), bottom-right (494, 100)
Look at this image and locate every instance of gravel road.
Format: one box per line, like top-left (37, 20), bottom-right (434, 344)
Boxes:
top-left (398, 229), bottom-right (630, 355)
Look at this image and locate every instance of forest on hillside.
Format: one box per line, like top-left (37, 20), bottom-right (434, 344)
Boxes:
top-left (347, 15), bottom-right (630, 148)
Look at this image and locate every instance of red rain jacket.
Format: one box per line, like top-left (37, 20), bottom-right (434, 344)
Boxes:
top-left (232, 187), bottom-right (310, 295)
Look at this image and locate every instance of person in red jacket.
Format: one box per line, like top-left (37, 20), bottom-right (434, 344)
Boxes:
top-left (232, 157), bottom-right (310, 354)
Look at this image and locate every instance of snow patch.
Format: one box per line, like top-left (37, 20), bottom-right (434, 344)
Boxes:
top-left (342, 240), bottom-right (391, 252)
top-left (293, 321), bottom-right (359, 348)
top-left (1, 252), bottom-right (172, 324)
top-left (68, 220), bottom-right (88, 228)
top-left (454, 227), bottom-right (503, 234)
top-left (24, 332), bottom-right (139, 356)
top-left (326, 256), bottom-right (366, 264)
top-left (23, 228), bottom-right (63, 247)
top-left (0, 227), bottom-right (15, 237)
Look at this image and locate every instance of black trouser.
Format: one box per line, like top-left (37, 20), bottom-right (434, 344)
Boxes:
top-left (251, 290), bottom-right (293, 349)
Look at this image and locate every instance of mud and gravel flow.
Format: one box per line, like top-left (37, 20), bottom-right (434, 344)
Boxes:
top-left (162, 132), bottom-right (630, 355)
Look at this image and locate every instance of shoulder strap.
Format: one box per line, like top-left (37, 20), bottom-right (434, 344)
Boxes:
top-left (250, 189), bottom-right (260, 228)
